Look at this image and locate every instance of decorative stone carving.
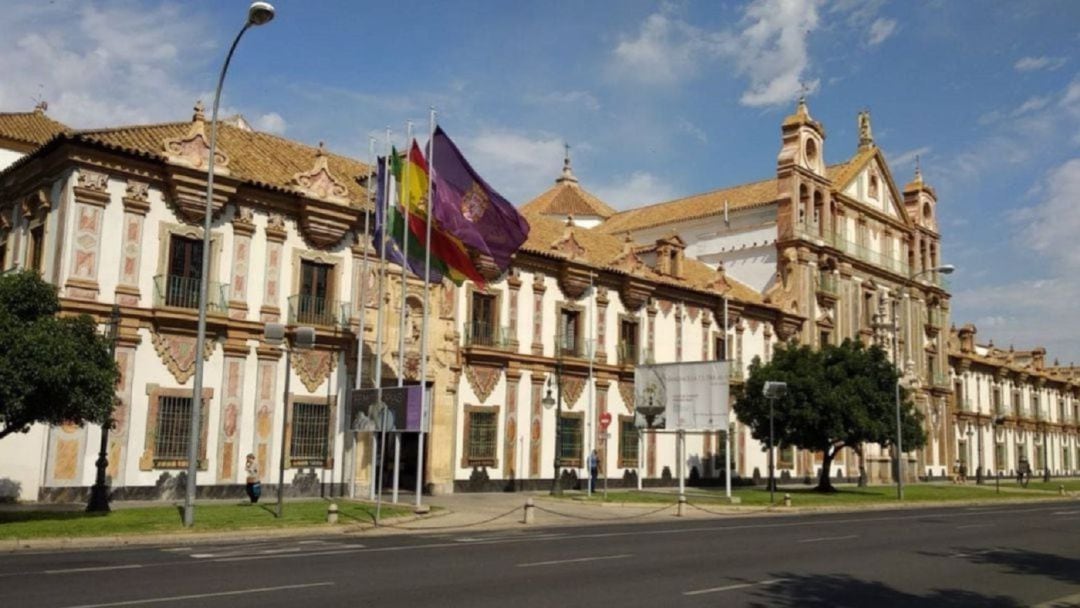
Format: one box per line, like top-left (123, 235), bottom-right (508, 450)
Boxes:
top-left (162, 101), bottom-right (230, 173)
top-left (151, 331), bottom-right (216, 384)
top-left (465, 364), bottom-right (501, 404)
top-left (619, 276), bottom-right (652, 312)
top-left (298, 198), bottom-right (357, 248)
top-left (551, 218), bottom-right (587, 259)
top-left (77, 170), bottom-right (109, 193)
top-left (291, 349), bottom-right (337, 393)
top-left (22, 189), bottom-right (51, 218)
top-left (562, 376), bottom-right (585, 408)
top-left (125, 180), bottom-right (149, 202)
top-left (557, 264), bottom-right (592, 300)
top-left (291, 143), bottom-right (348, 203)
top-left (610, 234), bottom-right (644, 272)
top-left (233, 205), bottom-right (255, 235)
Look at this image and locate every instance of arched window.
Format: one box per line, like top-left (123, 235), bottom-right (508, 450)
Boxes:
top-left (868, 174), bottom-right (880, 199)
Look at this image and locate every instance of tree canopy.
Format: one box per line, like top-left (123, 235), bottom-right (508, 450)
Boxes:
top-left (734, 339), bottom-right (926, 492)
top-left (0, 271), bottom-right (118, 440)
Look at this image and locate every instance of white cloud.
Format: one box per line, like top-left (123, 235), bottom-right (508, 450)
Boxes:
top-left (460, 130), bottom-right (567, 204)
top-left (676, 118), bottom-right (708, 143)
top-left (888, 145), bottom-right (931, 172)
top-left (255, 112), bottom-right (287, 135)
top-left (866, 17), bottom-right (897, 46)
top-left (1013, 56), bottom-right (1067, 72)
top-left (1012, 95), bottom-right (1051, 116)
top-left (0, 2), bottom-right (214, 127)
top-left (609, 0), bottom-right (821, 107)
top-left (1016, 158), bottom-right (1080, 270)
top-left (729, 0), bottom-right (822, 107)
top-left (592, 171), bottom-right (681, 209)
top-left (610, 10), bottom-right (719, 85)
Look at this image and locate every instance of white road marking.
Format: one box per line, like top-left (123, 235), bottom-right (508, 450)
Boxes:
top-left (45, 564), bottom-right (143, 574)
top-left (956, 524), bottom-right (993, 529)
top-left (947, 548), bottom-right (999, 559)
top-left (517, 553), bottom-right (632, 568)
top-left (796, 534), bottom-right (858, 543)
top-left (1031, 591), bottom-right (1080, 608)
top-left (159, 548), bottom-right (192, 553)
top-left (60, 581), bottom-right (333, 608)
top-left (1051, 510), bottom-right (1079, 516)
top-left (684, 578), bottom-right (788, 596)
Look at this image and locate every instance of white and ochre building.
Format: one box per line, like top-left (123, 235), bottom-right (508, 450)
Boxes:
top-left (0, 99), bottom-right (1076, 502)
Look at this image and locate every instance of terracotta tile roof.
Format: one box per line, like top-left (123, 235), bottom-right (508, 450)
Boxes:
top-left (597, 176), bottom-right (779, 235)
top-left (521, 209), bottom-right (763, 305)
top-left (70, 119), bottom-right (371, 207)
top-left (0, 110), bottom-right (69, 147)
top-left (520, 180), bottom-right (616, 219)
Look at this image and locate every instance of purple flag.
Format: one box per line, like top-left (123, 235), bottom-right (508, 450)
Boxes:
top-left (430, 126), bottom-right (530, 273)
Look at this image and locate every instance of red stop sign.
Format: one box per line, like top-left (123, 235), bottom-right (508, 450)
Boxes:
top-left (599, 412), bottom-right (612, 430)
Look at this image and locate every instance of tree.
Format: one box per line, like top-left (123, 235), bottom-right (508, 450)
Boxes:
top-left (0, 271), bottom-right (118, 440)
top-left (734, 339), bottom-right (926, 492)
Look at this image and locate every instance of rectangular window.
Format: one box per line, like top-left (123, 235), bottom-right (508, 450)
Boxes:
top-left (289, 401), bottom-right (330, 465)
top-left (155, 395), bottom-right (193, 461)
top-left (714, 335), bottom-right (727, 361)
top-left (778, 444), bottom-right (795, 468)
top-left (1013, 390), bottom-right (1022, 417)
top-left (995, 443), bottom-right (1006, 472)
top-left (618, 417), bottom-right (639, 468)
top-left (955, 381), bottom-right (964, 410)
top-left (862, 293), bottom-right (874, 330)
top-left (558, 415), bottom-right (582, 466)
top-left (465, 409), bottom-right (497, 466)
top-left (993, 388), bottom-right (1003, 416)
top-left (298, 260), bottom-right (334, 325)
top-left (469, 292), bottom-right (497, 346)
top-left (618, 319), bottom-right (639, 365)
top-left (559, 308), bottom-right (581, 357)
top-left (166, 235), bottom-right (204, 308)
top-left (1032, 395), bottom-right (1041, 420)
top-left (819, 330), bottom-right (831, 347)
top-left (28, 224), bottom-right (45, 273)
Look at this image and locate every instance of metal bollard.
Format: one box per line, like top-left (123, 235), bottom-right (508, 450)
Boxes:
top-left (327, 502), bottom-right (339, 524)
top-left (677, 494), bottom-right (686, 517)
top-left (783, 493), bottom-right (791, 507)
top-left (523, 498), bottom-right (535, 524)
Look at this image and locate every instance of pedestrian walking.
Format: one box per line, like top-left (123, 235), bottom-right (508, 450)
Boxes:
top-left (588, 449), bottom-right (599, 493)
top-left (245, 453), bottom-right (261, 504)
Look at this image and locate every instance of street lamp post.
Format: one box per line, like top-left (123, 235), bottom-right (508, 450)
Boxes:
top-left (542, 361), bottom-right (564, 496)
top-left (264, 323), bottom-right (315, 518)
top-left (965, 425), bottom-right (974, 481)
top-left (763, 381), bottom-right (787, 505)
top-left (87, 305), bottom-right (121, 513)
top-left (182, 1), bottom-right (275, 529)
top-left (976, 416), bottom-right (984, 485)
top-left (895, 263), bottom-right (955, 501)
top-left (1042, 423), bottom-right (1051, 483)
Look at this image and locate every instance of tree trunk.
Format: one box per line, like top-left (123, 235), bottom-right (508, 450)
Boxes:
top-left (857, 444), bottom-right (868, 487)
top-left (816, 447), bottom-right (839, 492)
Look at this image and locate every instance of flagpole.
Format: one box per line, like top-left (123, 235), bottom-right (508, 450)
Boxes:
top-left (373, 127), bottom-right (391, 513)
top-left (416, 107), bottom-right (436, 508)
top-left (350, 135), bottom-right (376, 499)
top-left (392, 121), bottom-right (414, 506)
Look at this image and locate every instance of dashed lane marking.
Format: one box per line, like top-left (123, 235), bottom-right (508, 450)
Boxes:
top-left (684, 578), bottom-right (789, 596)
top-left (796, 534), bottom-right (859, 543)
top-left (517, 554), bottom-right (633, 568)
top-left (59, 581), bottom-right (334, 608)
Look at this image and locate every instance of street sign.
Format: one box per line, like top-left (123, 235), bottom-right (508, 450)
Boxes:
top-left (599, 412), bottom-right (612, 430)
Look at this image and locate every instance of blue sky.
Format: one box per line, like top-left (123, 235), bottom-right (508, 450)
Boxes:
top-left (2, 0), bottom-right (1079, 362)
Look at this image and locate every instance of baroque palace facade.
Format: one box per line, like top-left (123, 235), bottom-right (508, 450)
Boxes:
top-left (0, 100), bottom-right (1077, 501)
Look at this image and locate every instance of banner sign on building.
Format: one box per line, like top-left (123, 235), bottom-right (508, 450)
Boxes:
top-left (633, 361), bottom-right (731, 431)
top-left (350, 385), bottom-right (430, 433)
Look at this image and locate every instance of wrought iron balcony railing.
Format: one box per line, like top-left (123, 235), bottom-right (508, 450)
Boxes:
top-left (153, 275), bottom-right (228, 313)
top-left (287, 294), bottom-right (351, 327)
top-left (616, 341), bottom-right (639, 367)
top-left (464, 322), bottom-right (511, 349)
top-left (555, 332), bottom-right (585, 359)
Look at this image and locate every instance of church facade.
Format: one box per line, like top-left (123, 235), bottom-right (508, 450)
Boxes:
top-left (0, 99), bottom-right (1076, 503)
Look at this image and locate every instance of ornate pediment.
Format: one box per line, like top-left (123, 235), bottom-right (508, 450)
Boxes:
top-left (291, 143), bottom-right (348, 203)
top-left (561, 376), bottom-right (585, 409)
top-left (618, 380), bottom-right (635, 412)
top-left (151, 331), bottom-right (216, 384)
top-left (162, 101), bottom-right (231, 174)
top-left (557, 263), bottom-right (593, 300)
top-left (465, 364), bottom-right (502, 404)
top-left (297, 197), bottom-right (359, 248)
top-left (551, 218), bottom-right (587, 259)
top-left (165, 168), bottom-right (235, 224)
top-left (291, 349), bottom-right (337, 392)
top-left (619, 275), bottom-right (653, 312)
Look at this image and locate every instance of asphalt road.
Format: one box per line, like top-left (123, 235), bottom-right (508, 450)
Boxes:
top-left (1, 502), bottom-right (1078, 607)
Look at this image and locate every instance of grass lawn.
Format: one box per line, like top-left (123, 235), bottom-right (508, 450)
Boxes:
top-left (562, 480), bottom-right (1077, 508)
top-left (0, 499), bottom-right (413, 540)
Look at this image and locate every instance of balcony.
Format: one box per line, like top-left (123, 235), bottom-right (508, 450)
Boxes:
top-left (927, 309), bottom-right (945, 329)
top-left (287, 294), bottom-right (351, 327)
top-left (154, 275), bottom-right (228, 313)
top-left (932, 372), bottom-right (950, 388)
top-left (616, 341), bottom-right (639, 367)
top-left (817, 273), bottom-right (839, 296)
top-left (957, 398), bottom-right (972, 412)
top-left (464, 322), bottom-right (511, 349)
top-left (555, 333), bottom-right (585, 359)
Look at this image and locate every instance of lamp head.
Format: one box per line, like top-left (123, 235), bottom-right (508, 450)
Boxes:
top-left (541, 387), bottom-right (555, 410)
top-left (247, 1), bottom-right (275, 26)
top-left (936, 264), bottom-right (955, 275)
